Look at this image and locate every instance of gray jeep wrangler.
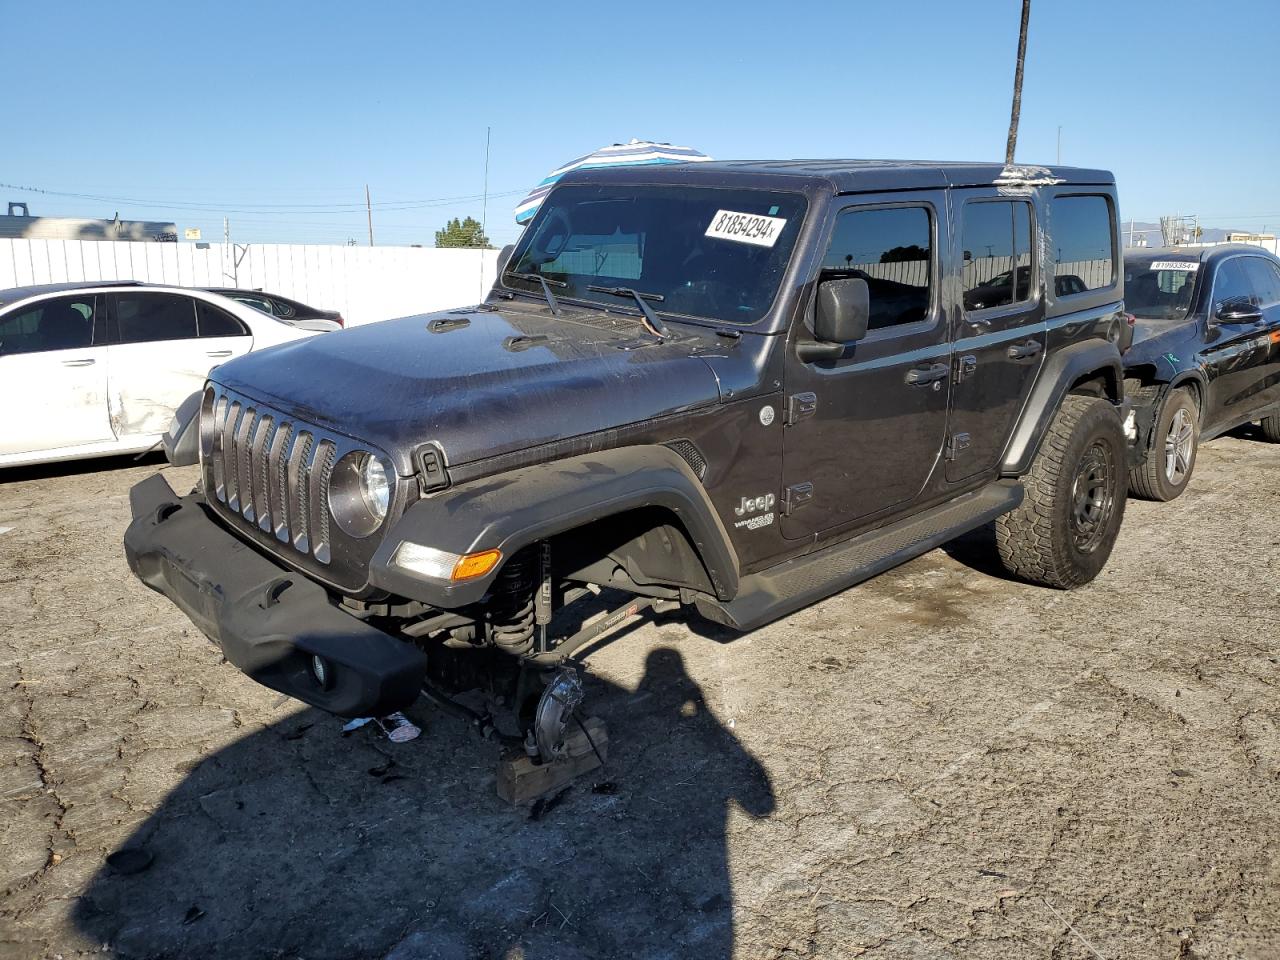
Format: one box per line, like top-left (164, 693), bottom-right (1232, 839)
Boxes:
top-left (125, 159), bottom-right (1129, 760)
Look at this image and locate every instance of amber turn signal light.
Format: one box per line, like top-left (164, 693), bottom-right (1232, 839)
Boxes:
top-left (451, 549), bottom-right (502, 581)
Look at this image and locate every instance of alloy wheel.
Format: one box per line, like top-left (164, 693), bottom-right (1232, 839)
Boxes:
top-left (1164, 408), bottom-right (1194, 484)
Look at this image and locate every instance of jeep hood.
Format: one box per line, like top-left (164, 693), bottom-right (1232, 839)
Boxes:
top-left (211, 305), bottom-right (727, 474)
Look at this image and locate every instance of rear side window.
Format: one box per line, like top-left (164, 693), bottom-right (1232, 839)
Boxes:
top-left (114, 293), bottom-right (198, 343)
top-left (268, 297), bottom-right (297, 318)
top-left (961, 200), bottom-right (1034, 311)
top-left (0, 295), bottom-right (99, 356)
top-left (197, 301), bottom-right (250, 337)
top-left (1051, 195), bottom-right (1115, 293)
top-left (821, 205), bottom-right (932, 330)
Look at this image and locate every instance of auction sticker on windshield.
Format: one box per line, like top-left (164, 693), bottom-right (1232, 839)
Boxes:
top-left (1149, 260), bottom-right (1199, 271)
top-left (705, 210), bottom-right (787, 248)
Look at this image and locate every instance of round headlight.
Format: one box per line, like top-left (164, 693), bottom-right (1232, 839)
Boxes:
top-left (328, 451), bottom-right (392, 537)
top-left (360, 454), bottom-right (390, 521)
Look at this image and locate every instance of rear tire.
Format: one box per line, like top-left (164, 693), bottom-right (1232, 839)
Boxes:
top-left (1128, 388), bottom-right (1199, 501)
top-left (997, 395), bottom-right (1127, 589)
top-left (1260, 411), bottom-right (1280, 442)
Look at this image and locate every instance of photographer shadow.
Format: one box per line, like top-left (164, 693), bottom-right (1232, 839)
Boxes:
top-left (71, 647), bottom-right (773, 960)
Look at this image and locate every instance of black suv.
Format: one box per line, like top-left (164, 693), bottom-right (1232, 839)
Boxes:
top-left (1122, 245), bottom-right (1280, 501)
top-left (125, 160), bottom-right (1130, 758)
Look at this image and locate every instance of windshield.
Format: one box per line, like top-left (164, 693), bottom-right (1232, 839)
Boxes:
top-left (1123, 256), bottom-right (1201, 321)
top-left (505, 184), bottom-right (807, 325)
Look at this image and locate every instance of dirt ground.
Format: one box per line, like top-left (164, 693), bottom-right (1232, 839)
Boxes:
top-left (1, 432), bottom-right (1278, 960)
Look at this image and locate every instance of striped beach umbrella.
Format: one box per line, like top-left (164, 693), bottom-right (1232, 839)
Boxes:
top-left (514, 139), bottom-right (713, 225)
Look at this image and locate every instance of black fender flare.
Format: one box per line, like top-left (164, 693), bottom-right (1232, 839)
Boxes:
top-left (1001, 338), bottom-right (1123, 476)
top-left (368, 446), bottom-right (740, 608)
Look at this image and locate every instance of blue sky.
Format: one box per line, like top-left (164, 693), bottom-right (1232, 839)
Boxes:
top-left (4, 0), bottom-right (1278, 248)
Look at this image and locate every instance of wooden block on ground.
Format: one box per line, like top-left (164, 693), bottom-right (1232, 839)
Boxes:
top-left (496, 716), bottom-right (608, 805)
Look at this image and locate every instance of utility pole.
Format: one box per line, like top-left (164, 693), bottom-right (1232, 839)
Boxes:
top-left (365, 184), bottom-right (374, 246)
top-left (1005, 0), bottom-right (1031, 166)
top-left (223, 216), bottom-right (234, 285)
top-left (480, 126), bottom-right (491, 243)
top-left (480, 126), bottom-right (491, 297)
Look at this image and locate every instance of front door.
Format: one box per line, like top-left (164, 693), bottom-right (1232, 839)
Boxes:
top-left (781, 195), bottom-right (951, 540)
top-left (1238, 256), bottom-right (1280, 412)
top-left (0, 294), bottom-right (112, 457)
top-left (945, 191), bottom-right (1046, 481)
top-left (1202, 256), bottom-right (1277, 432)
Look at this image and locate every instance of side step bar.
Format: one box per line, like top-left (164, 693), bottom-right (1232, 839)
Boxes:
top-left (694, 480), bottom-right (1023, 632)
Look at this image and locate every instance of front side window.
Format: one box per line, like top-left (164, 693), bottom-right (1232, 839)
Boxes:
top-left (1212, 259), bottom-right (1256, 312)
top-left (0, 295), bottom-right (98, 356)
top-left (962, 200), bottom-right (1034, 311)
top-left (1242, 258), bottom-right (1280, 306)
top-left (114, 293), bottom-right (198, 343)
top-left (507, 184), bottom-right (807, 325)
top-left (821, 206), bottom-right (932, 330)
top-left (1050, 195), bottom-right (1115, 293)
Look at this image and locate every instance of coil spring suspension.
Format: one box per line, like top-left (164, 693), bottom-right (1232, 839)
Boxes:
top-left (488, 549), bottom-right (537, 655)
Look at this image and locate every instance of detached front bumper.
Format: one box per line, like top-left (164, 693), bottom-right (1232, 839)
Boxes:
top-left (123, 474), bottom-right (427, 717)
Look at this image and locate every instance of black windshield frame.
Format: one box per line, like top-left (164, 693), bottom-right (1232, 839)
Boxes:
top-left (503, 183), bottom-right (809, 327)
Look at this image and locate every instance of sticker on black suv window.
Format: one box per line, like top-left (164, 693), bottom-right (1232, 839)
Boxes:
top-left (1149, 260), bottom-right (1199, 271)
top-left (705, 210), bottom-right (787, 248)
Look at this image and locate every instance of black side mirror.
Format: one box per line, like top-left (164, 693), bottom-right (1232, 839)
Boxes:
top-left (798, 278), bottom-right (870, 361)
top-left (495, 244), bottom-right (515, 278)
top-left (1215, 298), bottom-right (1263, 324)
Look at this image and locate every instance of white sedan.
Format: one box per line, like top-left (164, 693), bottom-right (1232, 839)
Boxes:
top-left (0, 281), bottom-right (338, 468)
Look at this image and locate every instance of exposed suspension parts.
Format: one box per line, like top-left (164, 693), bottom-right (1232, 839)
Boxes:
top-left (486, 548), bottom-right (537, 655)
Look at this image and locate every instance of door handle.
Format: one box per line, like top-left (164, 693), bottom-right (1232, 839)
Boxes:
top-left (1007, 339), bottom-right (1043, 360)
top-left (905, 362), bottom-right (949, 385)
top-left (206, 350), bottom-right (233, 358)
top-left (61, 358), bottom-right (96, 367)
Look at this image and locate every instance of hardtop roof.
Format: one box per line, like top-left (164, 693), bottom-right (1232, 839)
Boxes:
top-left (558, 158), bottom-right (1114, 194)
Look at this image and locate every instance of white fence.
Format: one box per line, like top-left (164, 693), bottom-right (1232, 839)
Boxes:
top-left (0, 239), bottom-right (500, 326)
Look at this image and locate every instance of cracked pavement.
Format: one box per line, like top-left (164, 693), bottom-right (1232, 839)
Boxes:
top-left (1, 431), bottom-right (1278, 959)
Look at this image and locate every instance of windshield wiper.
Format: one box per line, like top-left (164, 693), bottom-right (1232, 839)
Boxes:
top-left (586, 285), bottom-right (667, 338)
top-left (505, 270), bottom-right (566, 317)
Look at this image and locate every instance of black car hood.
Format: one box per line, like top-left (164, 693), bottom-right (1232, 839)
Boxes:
top-left (212, 304), bottom-right (727, 474)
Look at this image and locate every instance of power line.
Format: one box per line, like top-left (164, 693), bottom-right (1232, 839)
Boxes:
top-left (0, 181), bottom-right (524, 214)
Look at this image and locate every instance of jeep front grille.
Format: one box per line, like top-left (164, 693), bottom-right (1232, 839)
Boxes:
top-left (204, 386), bottom-right (344, 565)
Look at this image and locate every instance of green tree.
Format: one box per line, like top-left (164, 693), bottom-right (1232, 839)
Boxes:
top-left (434, 216), bottom-right (492, 249)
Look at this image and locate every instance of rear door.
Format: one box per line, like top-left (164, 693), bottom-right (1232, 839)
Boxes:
top-left (194, 298), bottom-right (254, 366)
top-left (0, 294), bottom-right (113, 456)
top-left (780, 194), bottom-right (951, 539)
top-left (106, 291), bottom-right (213, 438)
top-left (945, 192), bottom-right (1045, 481)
